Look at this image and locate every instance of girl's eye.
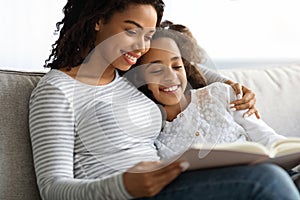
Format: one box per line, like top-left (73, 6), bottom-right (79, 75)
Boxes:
top-left (125, 29), bottom-right (137, 36)
top-left (150, 69), bottom-right (163, 74)
top-left (149, 65), bottom-right (164, 74)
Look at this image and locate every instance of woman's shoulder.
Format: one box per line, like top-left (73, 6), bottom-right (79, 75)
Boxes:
top-left (31, 69), bottom-right (75, 101)
top-left (39, 69), bottom-right (74, 85)
top-left (36, 69), bottom-right (79, 91)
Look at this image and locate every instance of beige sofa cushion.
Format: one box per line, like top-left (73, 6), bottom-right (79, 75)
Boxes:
top-left (220, 65), bottom-right (300, 137)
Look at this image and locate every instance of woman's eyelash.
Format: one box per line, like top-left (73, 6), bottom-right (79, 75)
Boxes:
top-left (144, 35), bottom-right (153, 41)
top-left (125, 29), bottom-right (154, 41)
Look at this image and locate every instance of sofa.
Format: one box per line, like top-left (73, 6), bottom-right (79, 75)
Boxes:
top-left (1, 65), bottom-right (300, 200)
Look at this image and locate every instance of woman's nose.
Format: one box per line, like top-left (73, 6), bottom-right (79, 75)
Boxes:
top-left (133, 37), bottom-right (146, 52)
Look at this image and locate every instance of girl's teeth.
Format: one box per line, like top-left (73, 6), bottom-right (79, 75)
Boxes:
top-left (163, 85), bottom-right (178, 92)
top-left (124, 53), bottom-right (137, 62)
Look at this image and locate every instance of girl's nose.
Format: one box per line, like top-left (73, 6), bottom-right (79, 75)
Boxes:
top-left (163, 68), bottom-right (177, 82)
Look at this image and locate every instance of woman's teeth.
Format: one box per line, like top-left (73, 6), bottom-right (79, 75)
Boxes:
top-left (124, 53), bottom-right (137, 62)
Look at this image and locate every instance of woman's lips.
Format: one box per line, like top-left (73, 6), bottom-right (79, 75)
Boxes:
top-left (121, 51), bottom-right (139, 65)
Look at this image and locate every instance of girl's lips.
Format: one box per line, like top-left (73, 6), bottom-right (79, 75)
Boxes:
top-left (160, 85), bottom-right (180, 93)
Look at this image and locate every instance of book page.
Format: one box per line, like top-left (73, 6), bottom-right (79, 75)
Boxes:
top-left (173, 140), bottom-right (300, 171)
top-left (178, 148), bottom-right (269, 170)
top-left (194, 141), bottom-right (270, 155)
top-left (270, 137), bottom-right (300, 157)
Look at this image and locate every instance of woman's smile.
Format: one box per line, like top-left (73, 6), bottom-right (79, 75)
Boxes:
top-left (122, 51), bottom-right (141, 65)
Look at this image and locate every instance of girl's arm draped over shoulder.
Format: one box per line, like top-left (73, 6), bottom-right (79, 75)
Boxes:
top-left (29, 82), bottom-right (132, 200)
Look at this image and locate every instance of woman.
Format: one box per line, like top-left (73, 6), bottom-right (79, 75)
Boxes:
top-left (29, 0), bottom-right (299, 199)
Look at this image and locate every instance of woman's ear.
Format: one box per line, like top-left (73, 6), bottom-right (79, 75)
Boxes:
top-left (95, 19), bottom-right (102, 31)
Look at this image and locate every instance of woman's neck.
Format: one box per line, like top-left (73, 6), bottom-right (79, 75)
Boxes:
top-left (164, 92), bottom-right (191, 121)
top-left (60, 64), bottom-right (116, 86)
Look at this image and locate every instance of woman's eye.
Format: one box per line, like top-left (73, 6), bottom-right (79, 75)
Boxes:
top-left (144, 35), bottom-right (153, 41)
top-left (148, 66), bottom-right (164, 74)
top-left (173, 66), bottom-right (183, 70)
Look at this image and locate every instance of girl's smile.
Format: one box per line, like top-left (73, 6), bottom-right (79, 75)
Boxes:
top-left (139, 37), bottom-right (188, 107)
top-left (159, 84), bottom-right (180, 93)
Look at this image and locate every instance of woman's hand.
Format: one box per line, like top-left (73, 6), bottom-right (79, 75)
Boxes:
top-left (225, 80), bottom-right (261, 119)
top-left (123, 161), bottom-right (189, 198)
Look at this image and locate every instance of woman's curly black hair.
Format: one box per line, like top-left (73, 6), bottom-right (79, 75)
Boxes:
top-left (44, 0), bottom-right (165, 70)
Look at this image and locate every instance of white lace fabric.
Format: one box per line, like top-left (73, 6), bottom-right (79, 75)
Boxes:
top-left (155, 83), bottom-right (249, 160)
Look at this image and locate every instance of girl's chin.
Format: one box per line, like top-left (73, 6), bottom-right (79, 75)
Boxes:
top-left (160, 98), bottom-right (181, 106)
top-left (159, 93), bottom-right (183, 106)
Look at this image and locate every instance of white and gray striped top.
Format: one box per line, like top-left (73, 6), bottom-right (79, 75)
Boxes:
top-left (29, 69), bottom-right (162, 200)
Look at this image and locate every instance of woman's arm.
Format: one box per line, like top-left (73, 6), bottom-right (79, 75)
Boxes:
top-left (225, 80), bottom-right (260, 119)
top-left (224, 85), bottom-right (286, 146)
top-left (198, 64), bottom-right (260, 118)
top-left (198, 65), bottom-right (228, 84)
top-left (29, 82), bottom-right (131, 200)
top-left (123, 161), bottom-right (187, 198)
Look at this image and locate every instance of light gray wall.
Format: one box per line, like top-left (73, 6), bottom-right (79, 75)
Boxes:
top-left (1, 0), bottom-right (300, 71)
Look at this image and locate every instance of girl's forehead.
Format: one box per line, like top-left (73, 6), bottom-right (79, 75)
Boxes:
top-left (150, 37), bottom-right (180, 55)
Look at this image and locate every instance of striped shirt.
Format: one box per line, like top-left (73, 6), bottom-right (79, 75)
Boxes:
top-left (29, 69), bottom-right (162, 200)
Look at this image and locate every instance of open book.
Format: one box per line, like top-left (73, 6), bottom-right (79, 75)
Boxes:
top-left (171, 138), bottom-right (300, 170)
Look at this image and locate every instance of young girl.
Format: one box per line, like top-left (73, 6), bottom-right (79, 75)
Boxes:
top-left (128, 24), bottom-right (287, 160)
top-left (129, 23), bottom-right (300, 190)
top-left (29, 0), bottom-right (299, 199)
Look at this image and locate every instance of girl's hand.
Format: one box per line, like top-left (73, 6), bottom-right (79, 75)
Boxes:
top-left (225, 80), bottom-right (261, 119)
top-left (123, 161), bottom-right (189, 198)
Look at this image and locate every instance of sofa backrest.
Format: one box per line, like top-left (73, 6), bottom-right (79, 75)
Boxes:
top-left (0, 70), bottom-right (44, 200)
top-left (0, 65), bottom-right (299, 199)
top-left (220, 65), bottom-right (300, 137)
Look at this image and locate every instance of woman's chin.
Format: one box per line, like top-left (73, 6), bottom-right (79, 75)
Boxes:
top-left (114, 61), bottom-right (133, 72)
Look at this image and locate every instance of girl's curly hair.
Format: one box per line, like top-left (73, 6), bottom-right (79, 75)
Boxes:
top-left (126, 21), bottom-right (207, 105)
top-left (127, 20), bottom-right (207, 104)
top-left (45, 0), bottom-right (165, 70)
top-left (160, 20), bottom-right (207, 90)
